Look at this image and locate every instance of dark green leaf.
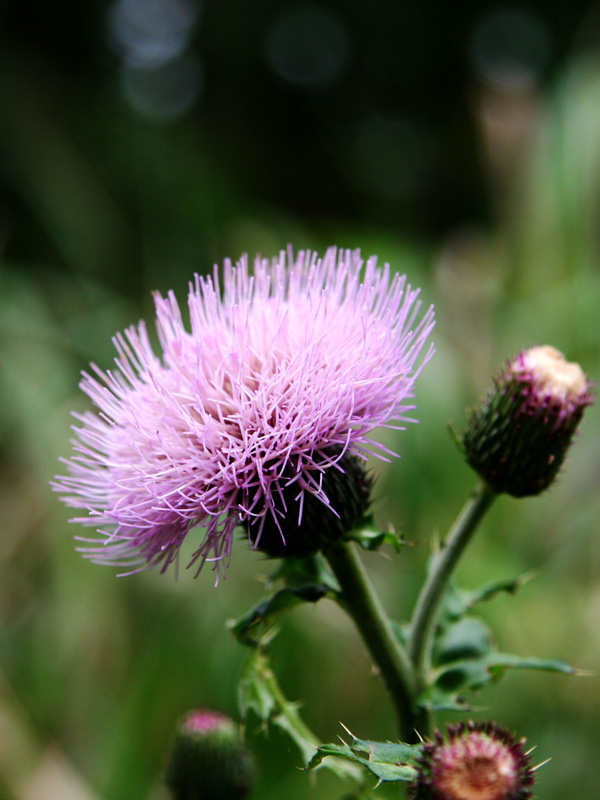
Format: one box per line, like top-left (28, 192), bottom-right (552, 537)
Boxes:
top-left (229, 581), bottom-right (338, 645)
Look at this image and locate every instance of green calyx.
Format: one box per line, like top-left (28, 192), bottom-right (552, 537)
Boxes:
top-left (250, 448), bottom-right (373, 559)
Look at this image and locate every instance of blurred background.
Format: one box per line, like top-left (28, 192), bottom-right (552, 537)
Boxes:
top-left (1, 0), bottom-right (599, 797)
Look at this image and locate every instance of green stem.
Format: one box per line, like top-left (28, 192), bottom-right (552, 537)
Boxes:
top-left (325, 539), bottom-right (418, 739)
top-left (408, 481), bottom-right (497, 714)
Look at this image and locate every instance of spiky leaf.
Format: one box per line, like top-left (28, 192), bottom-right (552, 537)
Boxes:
top-left (308, 735), bottom-right (422, 783)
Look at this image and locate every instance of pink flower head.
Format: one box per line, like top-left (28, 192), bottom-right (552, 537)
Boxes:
top-left (54, 247), bottom-right (435, 580)
top-left (181, 710), bottom-right (231, 734)
top-left (410, 721), bottom-right (536, 800)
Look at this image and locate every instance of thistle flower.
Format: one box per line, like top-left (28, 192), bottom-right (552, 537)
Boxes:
top-left (409, 721), bottom-right (536, 800)
top-left (164, 710), bottom-right (256, 800)
top-left (54, 247), bottom-right (434, 579)
top-left (462, 346), bottom-right (592, 497)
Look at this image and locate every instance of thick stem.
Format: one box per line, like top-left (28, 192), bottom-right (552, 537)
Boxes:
top-left (408, 481), bottom-right (497, 700)
top-left (325, 539), bottom-right (418, 739)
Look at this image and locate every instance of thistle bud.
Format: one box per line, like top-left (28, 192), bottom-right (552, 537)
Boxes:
top-left (463, 346), bottom-right (592, 497)
top-left (165, 710), bottom-right (256, 800)
top-left (409, 721), bottom-right (536, 800)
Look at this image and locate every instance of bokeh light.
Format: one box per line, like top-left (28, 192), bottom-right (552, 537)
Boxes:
top-left (470, 7), bottom-right (552, 91)
top-left (263, 3), bottom-right (349, 88)
top-left (107, 0), bottom-right (202, 120)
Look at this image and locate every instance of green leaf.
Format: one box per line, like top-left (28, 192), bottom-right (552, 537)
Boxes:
top-left (308, 735), bottom-right (422, 784)
top-left (419, 651), bottom-right (581, 711)
top-left (229, 583), bottom-right (335, 645)
top-left (228, 559), bottom-right (339, 647)
top-left (347, 515), bottom-right (406, 553)
top-left (439, 574), bottom-right (533, 625)
top-left (463, 573), bottom-right (535, 609)
top-left (271, 554), bottom-right (339, 588)
top-left (444, 574), bottom-right (535, 622)
top-left (417, 689), bottom-right (473, 713)
top-left (480, 652), bottom-right (580, 677)
top-left (229, 559), bottom-right (340, 646)
top-left (433, 617), bottom-right (493, 666)
top-left (351, 739), bottom-right (420, 765)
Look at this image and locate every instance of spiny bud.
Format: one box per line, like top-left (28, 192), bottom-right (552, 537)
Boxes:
top-left (164, 710), bottom-right (256, 800)
top-left (409, 721), bottom-right (536, 800)
top-left (462, 346), bottom-right (592, 497)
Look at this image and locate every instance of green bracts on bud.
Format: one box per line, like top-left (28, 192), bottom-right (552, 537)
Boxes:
top-left (251, 448), bottom-right (373, 559)
top-left (462, 346), bottom-right (592, 497)
top-left (165, 710), bottom-right (256, 800)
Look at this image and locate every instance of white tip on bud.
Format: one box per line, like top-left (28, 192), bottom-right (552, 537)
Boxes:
top-left (513, 346), bottom-right (588, 405)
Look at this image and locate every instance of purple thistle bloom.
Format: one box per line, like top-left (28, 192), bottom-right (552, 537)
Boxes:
top-left (53, 247), bottom-right (435, 580)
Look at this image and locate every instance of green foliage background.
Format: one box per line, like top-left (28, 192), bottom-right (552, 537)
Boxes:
top-left (1, 2), bottom-right (599, 798)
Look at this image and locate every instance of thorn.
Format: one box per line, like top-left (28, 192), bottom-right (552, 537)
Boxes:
top-left (517, 569), bottom-right (538, 586)
top-left (339, 721), bottom-right (355, 739)
top-left (414, 729), bottom-right (425, 743)
top-left (532, 758), bottom-right (551, 772)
